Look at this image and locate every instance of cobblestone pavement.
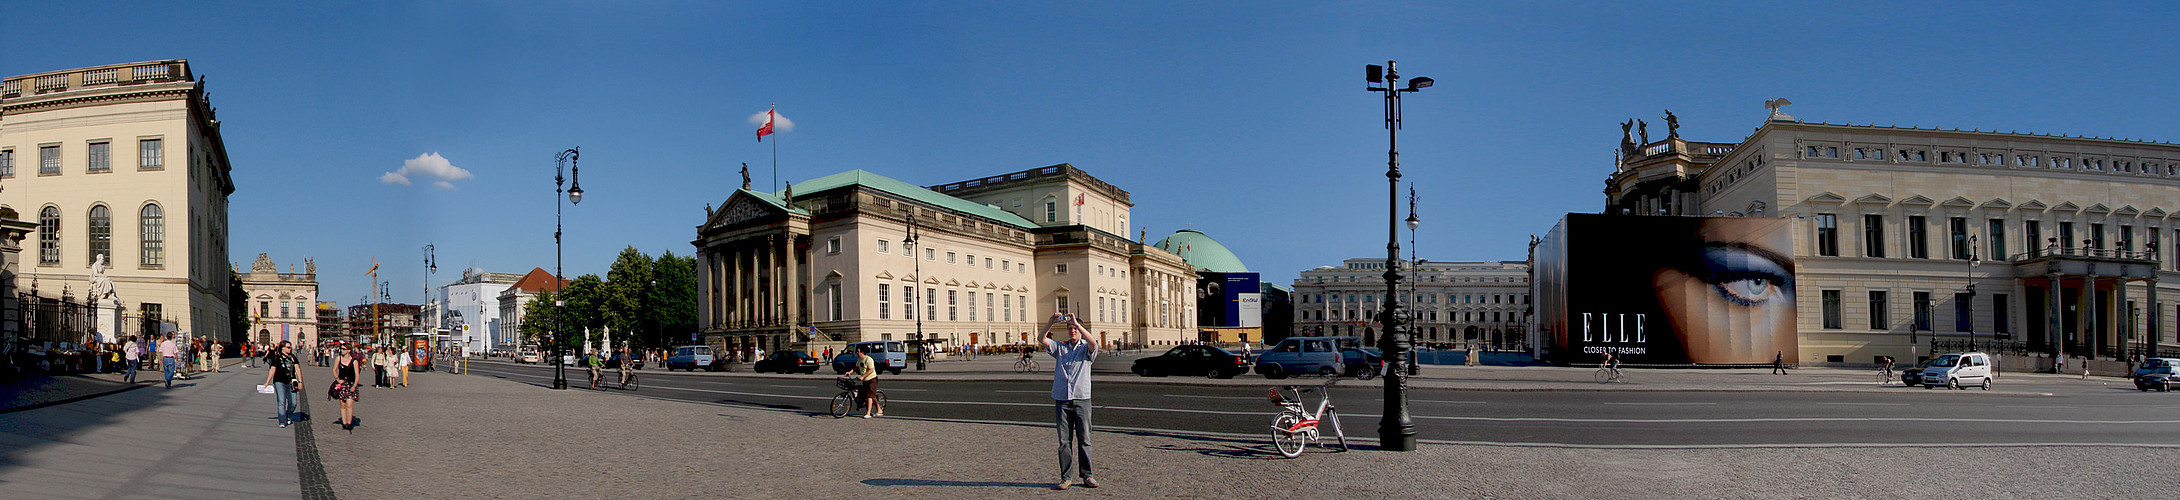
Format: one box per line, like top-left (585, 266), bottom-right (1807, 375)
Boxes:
top-left (308, 362), bottom-right (2177, 499)
top-left (0, 359), bottom-right (301, 500)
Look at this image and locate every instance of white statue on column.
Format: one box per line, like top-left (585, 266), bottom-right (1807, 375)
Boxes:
top-left (90, 255), bottom-right (121, 343)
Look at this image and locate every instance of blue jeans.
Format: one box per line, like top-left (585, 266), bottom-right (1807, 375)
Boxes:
top-left (124, 359), bottom-right (138, 383)
top-left (1054, 399), bottom-right (1093, 481)
top-left (272, 381), bottom-right (295, 425)
top-left (161, 357), bottom-right (177, 386)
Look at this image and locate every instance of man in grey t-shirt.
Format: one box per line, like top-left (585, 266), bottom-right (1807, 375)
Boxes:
top-left (1040, 313), bottom-right (1098, 490)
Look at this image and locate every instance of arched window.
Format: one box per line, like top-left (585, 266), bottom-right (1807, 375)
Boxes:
top-left (141, 203), bottom-right (164, 267)
top-left (38, 206), bottom-right (59, 264)
top-left (88, 204), bottom-right (111, 264)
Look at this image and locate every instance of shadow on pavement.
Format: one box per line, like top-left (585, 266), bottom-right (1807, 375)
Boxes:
top-left (1146, 442), bottom-right (1289, 460)
top-left (861, 478), bottom-right (1053, 488)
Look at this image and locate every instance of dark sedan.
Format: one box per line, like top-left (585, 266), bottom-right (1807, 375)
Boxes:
top-left (1131, 345), bottom-right (1250, 379)
top-left (753, 350), bottom-right (821, 374)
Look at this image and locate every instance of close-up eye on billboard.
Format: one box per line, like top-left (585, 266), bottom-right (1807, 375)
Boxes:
top-left (1534, 214), bottom-right (1797, 366)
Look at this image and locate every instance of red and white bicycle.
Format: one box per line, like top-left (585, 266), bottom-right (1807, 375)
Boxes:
top-left (1268, 379), bottom-right (1348, 457)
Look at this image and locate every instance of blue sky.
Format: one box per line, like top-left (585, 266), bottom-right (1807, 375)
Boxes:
top-left (7, 2), bottom-right (2179, 305)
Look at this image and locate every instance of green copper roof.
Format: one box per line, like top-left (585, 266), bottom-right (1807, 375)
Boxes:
top-left (1153, 229), bottom-right (1250, 273)
top-left (778, 170), bottom-right (1037, 229)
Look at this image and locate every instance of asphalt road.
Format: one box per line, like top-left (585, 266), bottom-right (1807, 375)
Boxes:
top-left (453, 359), bottom-right (2180, 448)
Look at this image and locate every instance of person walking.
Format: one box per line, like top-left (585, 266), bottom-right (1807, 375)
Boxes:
top-left (370, 347), bottom-right (389, 388)
top-left (263, 341), bottom-right (301, 428)
top-left (853, 347), bottom-right (881, 418)
top-left (333, 346), bottom-right (362, 430)
top-left (1039, 313), bottom-right (1098, 490)
top-left (123, 335), bottom-right (140, 383)
top-left (1772, 351), bottom-right (1788, 375)
top-left (397, 347), bottom-right (411, 388)
top-left (158, 333), bottom-right (181, 389)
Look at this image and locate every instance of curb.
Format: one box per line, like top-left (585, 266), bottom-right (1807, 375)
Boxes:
top-left (0, 380), bottom-right (150, 415)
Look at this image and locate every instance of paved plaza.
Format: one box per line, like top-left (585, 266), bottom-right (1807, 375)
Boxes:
top-left (4, 357), bottom-right (2176, 499)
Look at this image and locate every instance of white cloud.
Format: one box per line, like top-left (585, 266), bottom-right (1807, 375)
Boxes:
top-left (748, 109), bottom-right (795, 132)
top-left (381, 152), bottom-right (473, 189)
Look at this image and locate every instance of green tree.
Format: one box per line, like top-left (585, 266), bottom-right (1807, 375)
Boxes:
top-left (562, 274), bottom-right (607, 348)
top-left (604, 246), bottom-right (654, 349)
top-left (520, 290), bottom-right (558, 348)
top-left (652, 251), bottom-right (698, 346)
top-left (228, 270), bottom-right (249, 344)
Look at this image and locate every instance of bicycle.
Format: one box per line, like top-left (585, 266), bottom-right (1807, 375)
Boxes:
top-left (1267, 379), bottom-right (1347, 458)
top-left (1015, 356), bottom-right (1038, 373)
top-left (1593, 364), bottom-right (1624, 384)
top-left (621, 369), bottom-right (639, 391)
top-left (830, 377), bottom-right (887, 418)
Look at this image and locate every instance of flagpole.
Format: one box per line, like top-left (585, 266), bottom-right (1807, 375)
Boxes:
top-left (770, 103), bottom-right (779, 191)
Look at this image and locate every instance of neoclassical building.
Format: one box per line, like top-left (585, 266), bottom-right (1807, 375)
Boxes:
top-left (440, 268), bottom-right (523, 354)
top-left (1292, 259), bottom-right (1530, 349)
top-left (693, 164), bottom-right (1197, 353)
top-left (0, 60), bottom-right (235, 340)
top-left (237, 253), bottom-right (317, 346)
top-left (1604, 107), bottom-right (2178, 365)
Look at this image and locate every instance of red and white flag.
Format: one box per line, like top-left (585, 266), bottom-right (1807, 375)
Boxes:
top-left (1074, 193), bottom-right (1085, 206)
top-left (756, 107), bottom-right (776, 142)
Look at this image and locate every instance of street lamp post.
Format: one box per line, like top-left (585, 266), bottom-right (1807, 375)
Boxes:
top-left (905, 211), bottom-right (926, 370)
top-left (552, 147), bottom-right (584, 390)
top-left (1405, 187), bottom-right (1421, 376)
top-left (1965, 235), bottom-right (1979, 350)
top-left (1366, 60), bottom-right (1429, 452)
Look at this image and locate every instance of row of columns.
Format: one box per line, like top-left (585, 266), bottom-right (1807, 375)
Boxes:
top-left (700, 232), bottom-right (803, 334)
top-left (2041, 273), bottom-right (2165, 358)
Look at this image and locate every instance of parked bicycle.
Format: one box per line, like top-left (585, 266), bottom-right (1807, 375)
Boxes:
top-left (1268, 379), bottom-right (1347, 458)
top-left (830, 377), bottom-right (887, 418)
top-left (1593, 364), bottom-right (1625, 384)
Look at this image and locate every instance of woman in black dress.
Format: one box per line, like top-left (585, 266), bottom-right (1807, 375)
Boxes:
top-left (333, 345), bottom-right (361, 430)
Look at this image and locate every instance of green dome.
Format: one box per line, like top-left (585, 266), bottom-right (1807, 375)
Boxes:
top-left (1153, 229), bottom-right (1250, 273)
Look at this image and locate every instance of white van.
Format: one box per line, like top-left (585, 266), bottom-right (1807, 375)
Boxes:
top-left (831, 340), bottom-right (907, 375)
top-left (1921, 352), bottom-right (1994, 390)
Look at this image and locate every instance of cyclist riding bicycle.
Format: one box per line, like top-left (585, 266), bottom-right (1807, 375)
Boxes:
top-left (853, 348), bottom-right (882, 418)
top-left (1602, 351), bottom-right (1619, 372)
top-left (1879, 355), bottom-right (1895, 381)
top-left (618, 347), bottom-right (634, 388)
top-left (586, 352), bottom-right (604, 390)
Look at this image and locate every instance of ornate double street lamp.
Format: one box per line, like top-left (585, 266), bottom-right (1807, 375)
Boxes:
top-left (1366, 60), bottom-right (1429, 452)
top-left (552, 147), bottom-right (584, 390)
top-left (905, 212), bottom-right (927, 370)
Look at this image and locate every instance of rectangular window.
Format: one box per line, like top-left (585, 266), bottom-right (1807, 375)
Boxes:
top-left (1055, 263), bottom-right (1068, 274)
top-left (1868, 291), bottom-right (1889, 330)
top-left (1988, 219), bottom-right (2007, 261)
top-left (1949, 217), bottom-right (1970, 260)
top-left (2119, 225), bottom-right (2134, 251)
top-left (985, 292), bottom-right (994, 322)
top-left (829, 283), bottom-right (843, 321)
top-left (1018, 294), bottom-right (1027, 321)
top-left (87, 141), bottom-right (110, 173)
top-left (1954, 292), bottom-right (1973, 333)
top-left (0, 149), bottom-right (12, 177)
top-left (985, 258), bottom-right (993, 269)
top-left (877, 239), bottom-right (888, 254)
top-left (827, 237), bottom-right (840, 254)
top-left (967, 291), bottom-right (976, 321)
top-left (1822, 290), bottom-right (1842, 329)
top-left (1815, 214), bottom-right (1839, 256)
top-left (1993, 294), bottom-right (2010, 334)
top-left (1001, 260), bottom-right (1009, 271)
top-left (904, 286), bottom-right (915, 320)
top-left (1863, 214), bottom-right (1885, 258)
top-left (1056, 295), bottom-right (1070, 314)
top-left (139, 138), bottom-right (163, 170)
top-left (947, 252), bottom-right (956, 264)
top-left (2059, 222), bottom-right (2075, 252)
top-left (1045, 200), bottom-right (1058, 222)
top-left (2025, 220), bottom-right (2043, 257)
top-left (2091, 223), bottom-right (2105, 249)
top-left (1908, 216), bottom-right (1929, 259)
top-left (1913, 292), bottom-right (1933, 331)
top-left (878, 284), bottom-right (891, 320)
top-left (927, 288), bottom-right (938, 320)
top-left (40, 145), bottom-right (60, 175)
top-left (965, 254), bottom-right (975, 267)
top-left (281, 302), bottom-right (291, 319)
top-left (925, 247), bottom-right (935, 261)
top-left (260, 302), bottom-right (271, 318)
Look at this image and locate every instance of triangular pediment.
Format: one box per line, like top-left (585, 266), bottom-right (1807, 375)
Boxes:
top-left (945, 279), bottom-right (960, 286)
top-left (1853, 193), bottom-right (1893, 205)
top-left (900, 274), bottom-right (916, 282)
top-left (984, 283), bottom-right (998, 290)
top-left (2145, 207), bottom-right (2168, 218)
top-left (703, 190), bottom-right (792, 230)
top-left (2084, 203), bottom-right (2111, 214)
top-left (1981, 198), bottom-right (2012, 209)
top-left (824, 270), bottom-right (843, 280)
top-left (1001, 284), bottom-right (1016, 292)
top-left (874, 271), bottom-right (893, 280)
top-left (2115, 205), bottom-right (2139, 216)
top-left (963, 281), bottom-right (978, 288)
top-left (2054, 201), bottom-right (2081, 212)
top-left (1898, 195), bottom-right (1936, 206)
top-left (925, 276), bottom-right (941, 284)
top-left (1940, 196), bottom-right (1976, 208)
top-left (2019, 200), bottom-right (2049, 210)
top-left (1806, 192), bottom-right (1847, 204)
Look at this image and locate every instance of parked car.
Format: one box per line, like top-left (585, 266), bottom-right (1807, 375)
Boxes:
top-left (517, 350), bottom-right (541, 364)
top-left (754, 350), bottom-right (821, 374)
top-left (666, 345), bottom-right (719, 371)
top-left (1253, 337), bottom-right (1360, 379)
top-left (1900, 358), bottom-right (1939, 387)
top-left (1340, 347), bottom-right (1385, 378)
top-left (2132, 358), bottom-right (2180, 378)
top-left (2135, 366), bottom-right (2178, 392)
top-left (831, 341), bottom-right (907, 375)
top-left (1919, 352), bottom-right (1994, 390)
top-left (1131, 345), bottom-right (1250, 378)
top-left (605, 352), bottom-right (644, 370)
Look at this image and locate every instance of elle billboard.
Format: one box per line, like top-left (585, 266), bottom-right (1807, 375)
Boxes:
top-left (1534, 214), bottom-right (1797, 366)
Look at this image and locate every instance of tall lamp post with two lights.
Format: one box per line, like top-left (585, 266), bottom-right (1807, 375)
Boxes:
top-left (1366, 60), bottom-right (1429, 452)
top-left (551, 147), bottom-right (584, 390)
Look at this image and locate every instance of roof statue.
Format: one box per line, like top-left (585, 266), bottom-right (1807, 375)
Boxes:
top-left (1637, 119), bottom-right (1650, 145)
top-left (740, 162), bottom-right (752, 190)
top-left (1765, 98), bottom-right (1795, 121)
top-left (1663, 109), bottom-right (1679, 140)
